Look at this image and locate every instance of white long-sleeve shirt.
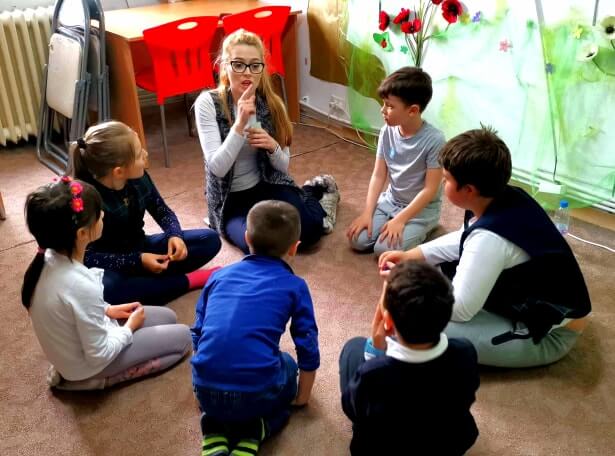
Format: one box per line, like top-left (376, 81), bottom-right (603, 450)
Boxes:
top-left (195, 91), bottom-right (290, 192)
top-left (29, 250), bottom-right (132, 380)
top-left (420, 227), bottom-right (530, 322)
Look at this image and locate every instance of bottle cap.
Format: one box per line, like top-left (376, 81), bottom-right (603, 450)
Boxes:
top-left (560, 199), bottom-right (569, 209)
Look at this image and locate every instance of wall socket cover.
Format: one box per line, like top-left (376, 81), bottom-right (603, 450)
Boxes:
top-left (538, 181), bottom-right (563, 194)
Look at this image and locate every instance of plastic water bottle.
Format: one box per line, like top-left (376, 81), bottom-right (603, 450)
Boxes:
top-left (553, 199), bottom-right (570, 234)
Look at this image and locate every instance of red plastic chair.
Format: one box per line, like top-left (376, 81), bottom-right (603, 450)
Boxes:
top-left (222, 6), bottom-right (291, 104)
top-left (136, 16), bottom-right (219, 167)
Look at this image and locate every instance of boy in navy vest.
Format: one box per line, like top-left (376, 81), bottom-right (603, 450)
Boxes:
top-left (380, 126), bottom-right (591, 367)
top-left (339, 261), bottom-right (479, 455)
top-left (191, 200), bottom-right (319, 456)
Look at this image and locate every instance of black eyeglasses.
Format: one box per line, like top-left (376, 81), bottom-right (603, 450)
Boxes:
top-left (228, 60), bottom-right (265, 74)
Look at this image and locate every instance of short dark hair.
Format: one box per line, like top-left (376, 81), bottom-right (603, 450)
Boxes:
top-left (439, 125), bottom-right (512, 197)
top-left (246, 200), bottom-right (301, 257)
top-left (377, 66), bottom-right (433, 112)
top-left (384, 261), bottom-right (454, 344)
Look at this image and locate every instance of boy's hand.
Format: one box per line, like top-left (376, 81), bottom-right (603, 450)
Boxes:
top-left (378, 216), bottom-right (405, 248)
top-left (106, 302), bottom-right (141, 320)
top-left (125, 306), bottom-right (145, 332)
top-left (371, 281), bottom-right (389, 350)
top-left (141, 252), bottom-right (169, 273)
top-left (246, 128), bottom-right (278, 153)
top-left (167, 236), bottom-right (187, 262)
top-left (293, 370), bottom-right (316, 407)
top-left (347, 212), bottom-right (373, 241)
top-left (378, 250), bottom-right (407, 271)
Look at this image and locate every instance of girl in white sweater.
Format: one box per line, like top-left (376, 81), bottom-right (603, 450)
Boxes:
top-left (22, 177), bottom-right (191, 390)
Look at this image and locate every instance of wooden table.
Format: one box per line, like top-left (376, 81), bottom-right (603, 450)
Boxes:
top-left (104, 0), bottom-right (301, 148)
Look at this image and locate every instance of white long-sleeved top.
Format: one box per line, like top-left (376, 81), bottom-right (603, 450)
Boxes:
top-left (29, 250), bottom-right (133, 380)
top-left (195, 91), bottom-right (290, 192)
top-left (420, 226), bottom-right (530, 322)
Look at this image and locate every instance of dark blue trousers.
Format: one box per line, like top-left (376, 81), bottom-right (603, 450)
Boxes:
top-left (339, 337), bottom-right (368, 394)
top-left (103, 228), bottom-right (221, 306)
top-left (224, 182), bottom-right (325, 254)
top-left (194, 352), bottom-right (298, 439)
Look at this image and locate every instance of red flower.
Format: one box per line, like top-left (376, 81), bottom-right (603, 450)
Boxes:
top-left (401, 18), bottom-right (422, 34)
top-left (70, 197), bottom-right (84, 213)
top-left (431, 0), bottom-right (443, 4)
top-left (69, 181), bottom-right (83, 196)
top-left (393, 8), bottom-right (411, 24)
top-left (442, 0), bottom-right (463, 24)
top-left (379, 11), bottom-right (390, 31)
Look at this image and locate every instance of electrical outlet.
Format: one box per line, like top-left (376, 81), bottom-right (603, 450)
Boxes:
top-left (300, 95), bottom-right (309, 104)
top-left (538, 181), bottom-right (563, 194)
top-left (328, 95), bottom-right (347, 115)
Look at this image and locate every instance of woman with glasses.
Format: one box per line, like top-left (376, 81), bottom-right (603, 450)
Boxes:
top-left (195, 29), bottom-right (339, 253)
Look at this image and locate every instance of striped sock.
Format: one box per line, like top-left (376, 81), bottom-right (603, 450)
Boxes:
top-left (201, 434), bottom-right (229, 456)
top-left (229, 418), bottom-right (265, 456)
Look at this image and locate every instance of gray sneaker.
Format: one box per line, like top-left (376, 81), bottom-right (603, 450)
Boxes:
top-left (304, 174), bottom-right (340, 234)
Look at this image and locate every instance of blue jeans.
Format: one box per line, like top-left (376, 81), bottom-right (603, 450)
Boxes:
top-left (103, 228), bottom-right (221, 306)
top-left (194, 352), bottom-right (298, 438)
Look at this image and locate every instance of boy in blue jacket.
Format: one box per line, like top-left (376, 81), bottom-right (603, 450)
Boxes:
top-left (192, 200), bottom-right (319, 456)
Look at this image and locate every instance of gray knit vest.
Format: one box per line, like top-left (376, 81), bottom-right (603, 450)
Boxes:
top-left (205, 89), bottom-right (297, 233)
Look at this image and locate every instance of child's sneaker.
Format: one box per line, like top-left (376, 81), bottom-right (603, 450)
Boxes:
top-left (230, 418), bottom-right (266, 456)
top-left (46, 364), bottom-right (106, 390)
top-left (303, 174), bottom-right (340, 234)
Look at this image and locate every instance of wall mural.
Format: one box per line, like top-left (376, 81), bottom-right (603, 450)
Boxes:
top-left (329, 0), bottom-right (615, 209)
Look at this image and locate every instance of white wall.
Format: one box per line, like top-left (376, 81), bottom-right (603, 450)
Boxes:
top-left (0, 0), bottom-right (54, 10)
top-left (295, 1), bottom-right (382, 131)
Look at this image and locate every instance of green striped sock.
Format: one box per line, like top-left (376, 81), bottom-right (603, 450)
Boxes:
top-left (229, 419), bottom-right (265, 456)
top-left (202, 434), bottom-right (229, 456)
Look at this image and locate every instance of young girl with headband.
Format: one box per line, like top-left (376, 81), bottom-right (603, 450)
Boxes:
top-left (71, 121), bottom-right (221, 306)
top-left (23, 177), bottom-right (191, 390)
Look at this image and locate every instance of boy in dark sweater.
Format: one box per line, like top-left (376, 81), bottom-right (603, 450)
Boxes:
top-left (339, 261), bottom-right (479, 455)
top-left (379, 126), bottom-right (591, 367)
top-left (192, 200), bottom-right (319, 456)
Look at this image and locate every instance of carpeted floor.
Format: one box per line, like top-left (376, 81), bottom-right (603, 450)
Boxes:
top-left (1, 106), bottom-right (614, 455)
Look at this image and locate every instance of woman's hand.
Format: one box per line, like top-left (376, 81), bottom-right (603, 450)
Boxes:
top-left (246, 128), bottom-right (278, 153)
top-left (106, 302), bottom-right (141, 320)
top-left (233, 82), bottom-right (257, 131)
top-left (167, 236), bottom-right (188, 262)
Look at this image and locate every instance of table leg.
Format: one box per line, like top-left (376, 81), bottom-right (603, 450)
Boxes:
top-left (106, 33), bottom-right (147, 148)
top-left (0, 191), bottom-right (6, 220)
top-left (282, 14), bottom-right (300, 122)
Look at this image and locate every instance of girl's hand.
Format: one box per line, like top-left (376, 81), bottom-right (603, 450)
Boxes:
top-left (125, 306), bottom-right (145, 332)
top-left (246, 128), bottom-right (278, 153)
top-left (141, 253), bottom-right (169, 273)
top-left (167, 236), bottom-right (187, 262)
top-left (234, 82), bottom-right (257, 130)
top-left (106, 302), bottom-right (141, 320)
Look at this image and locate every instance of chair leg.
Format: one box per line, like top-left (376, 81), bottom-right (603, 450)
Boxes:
top-left (160, 104), bottom-right (170, 168)
top-left (277, 74), bottom-right (288, 107)
top-left (0, 191), bottom-right (6, 220)
top-left (183, 93), bottom-right (193, 137)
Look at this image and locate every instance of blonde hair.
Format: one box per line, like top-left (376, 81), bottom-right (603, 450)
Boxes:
top-left (217, 29), bottom-right (292, 147)
top-left (70, 121), bottom-right (138, 180)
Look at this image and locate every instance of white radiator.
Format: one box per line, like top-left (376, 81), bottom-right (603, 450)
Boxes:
top-left (0, 6), bottom-right (54, 146)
